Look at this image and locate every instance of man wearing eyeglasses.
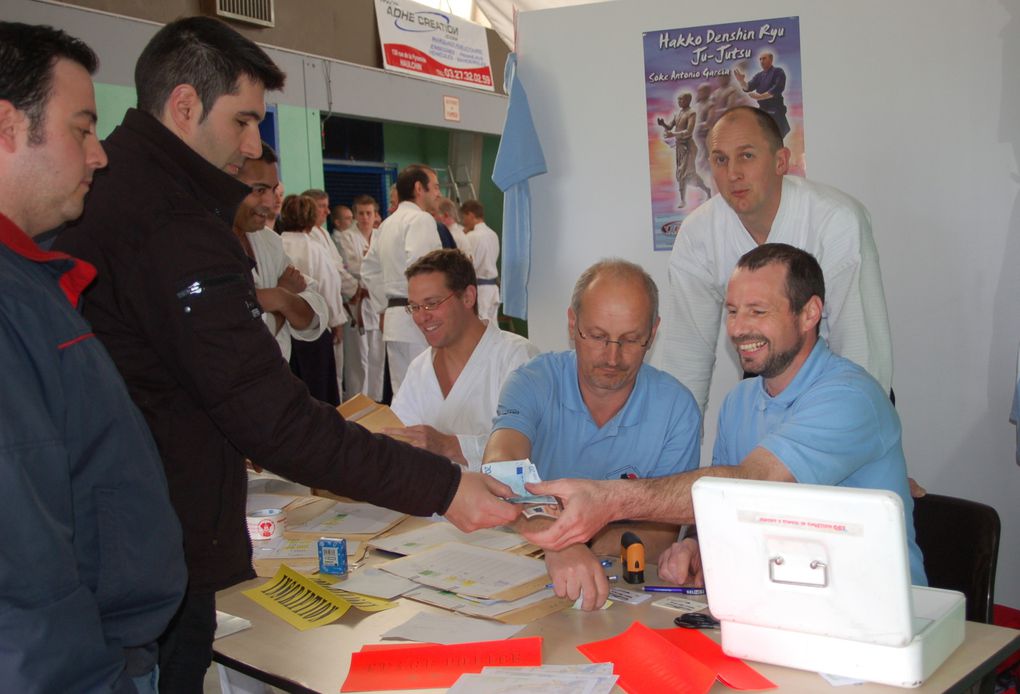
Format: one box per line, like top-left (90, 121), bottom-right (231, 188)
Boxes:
top-left (483, 259), bottom-right (701, 610)
top-left (383, 249), bottom-right (538, 470)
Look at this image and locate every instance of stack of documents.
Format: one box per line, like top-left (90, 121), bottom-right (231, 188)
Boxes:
top-left (377, 542), bottom-right (570, 624)
top-left (450, 663), bottom-right (618, 693)
top-left (369, 521), bottom-right (527, 555)
top-left (285, 500), bottom-right (406, 539)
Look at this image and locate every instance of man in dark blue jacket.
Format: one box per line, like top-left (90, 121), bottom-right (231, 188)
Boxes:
top-left (0, 22), bottom-right (186, 693)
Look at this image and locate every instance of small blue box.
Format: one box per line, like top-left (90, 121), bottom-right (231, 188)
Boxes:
top-left (317, 537), bottom-right (348, 576)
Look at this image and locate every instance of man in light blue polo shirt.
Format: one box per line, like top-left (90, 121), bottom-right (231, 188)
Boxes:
top-left (485, 259), bottom-right (701, 609)
top-left (522, 245), bottom-right (926, 588)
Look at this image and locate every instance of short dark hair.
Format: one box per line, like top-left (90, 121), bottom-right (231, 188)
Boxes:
top-left (302, 188), bottom-right (327, 201)
top-left (736, 243), bottom-right (825, 312)
top-left (715, 105), bottom-right (784, 153)
top-left (280, 194), bottom-right (317, 231)
top-left (332, 204), bottom-right (351, 215)
top-left (460, 199), bottom-right (484, 219)
top-left (352, 194), bottom-right (376, 210)
top-left (135, 16), bottom-right (284, 121)
top-left (396, 164), bottom-right (434, 202)
top-left (0, 22), bottom-right (98, 144)
top-left (257, 140), bottom-right (278, 164)
top-left (406, 249), bottom-right (479, 316)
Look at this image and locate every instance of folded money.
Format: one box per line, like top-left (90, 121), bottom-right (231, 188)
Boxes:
top-left (481, 459), bottom-right (558, 505)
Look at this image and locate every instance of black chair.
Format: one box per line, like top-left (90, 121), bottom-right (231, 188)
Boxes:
top-left (912, 493), bottom-right (1001, 623)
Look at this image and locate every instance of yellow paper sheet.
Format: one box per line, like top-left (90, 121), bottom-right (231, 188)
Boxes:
top-left (243, 565), bottom-right (394, 631)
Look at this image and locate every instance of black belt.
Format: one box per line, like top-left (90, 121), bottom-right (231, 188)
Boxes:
top-left (387, 297), bottom-right (409, 308)
top-left (477, 278), bottom-right (499, 286)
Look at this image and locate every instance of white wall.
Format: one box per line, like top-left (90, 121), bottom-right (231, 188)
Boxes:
top-left (518, 0), bottom-right (1020, 607)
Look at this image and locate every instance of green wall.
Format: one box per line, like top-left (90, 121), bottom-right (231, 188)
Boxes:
top-left (277, 104), bottom-right (324, 194)
top-left (95, 83), bottom-right (135, 138)
top-left (382, 122), bottom-right (450, 174)
top-left (382, 122), bottom-right (504, 231)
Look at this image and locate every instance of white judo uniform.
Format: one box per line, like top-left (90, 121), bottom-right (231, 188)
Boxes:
top-left (247, 226), bottom-right (328, 362)
top-left (390, 320), bottom-right (539, 470)
top-left (466, 221), bottom-right (501, 324)
top-left (337, 226), bottom-right (384, 401)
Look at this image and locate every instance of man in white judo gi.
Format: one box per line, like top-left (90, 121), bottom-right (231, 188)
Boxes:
top-left (384, 249), bottom-right (538, 469)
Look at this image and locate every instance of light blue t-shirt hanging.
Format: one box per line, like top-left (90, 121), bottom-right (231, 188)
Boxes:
top-left (492, 52), bottom-right (547, 320)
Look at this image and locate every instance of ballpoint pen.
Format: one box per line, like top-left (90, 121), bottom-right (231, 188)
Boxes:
top-left (642, 586), bottom-right (706, 595)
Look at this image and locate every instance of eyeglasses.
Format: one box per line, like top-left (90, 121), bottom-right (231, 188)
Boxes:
top-left (405, 293), bottom-right (455, 314)
top-left (575, 326), bottom-right (652, 353)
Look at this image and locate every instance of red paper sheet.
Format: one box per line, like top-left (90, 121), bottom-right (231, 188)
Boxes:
top-left (340, 636), bottom-right (542, 691)
top-left (654, 628), bottom-right (776, 690)
top-left (578, 622), bottom-right (716, 694)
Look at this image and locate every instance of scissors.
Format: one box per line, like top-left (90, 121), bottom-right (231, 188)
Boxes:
top-left (674, 612), bottom-right (720, 629)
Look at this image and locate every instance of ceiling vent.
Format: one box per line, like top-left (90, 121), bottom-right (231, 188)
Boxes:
top-left (215, 0), bottom-right (275, 28)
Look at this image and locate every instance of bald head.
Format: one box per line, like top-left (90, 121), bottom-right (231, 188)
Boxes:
top-left (570, 259), bottom-right (659, 328)
top-left (711, 106), bottom-right (784, 153)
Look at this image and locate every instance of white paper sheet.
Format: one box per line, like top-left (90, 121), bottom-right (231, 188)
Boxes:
top-left (214, 611), bottom-right (252, 640)
top-left (381, 611), bottom-right (525, 644)
top-left (288, 501), bottom-right (404, 536)
top-left (650, 595), bottom-right (708, 612)
top-left (370, 522), bottom-right (525, 555)
top-left (607, 586), bottom-right (653, 605)
top-left (405, 585), bottom-right (558, 618)
top-left (483, 664), bottom-right (614, 675)
top-left (379, 543), bottom-right (548, 599)
top-left (450, 670), bottom-right (618, 694)
top-left (332, 567), bottom-right (418, 599)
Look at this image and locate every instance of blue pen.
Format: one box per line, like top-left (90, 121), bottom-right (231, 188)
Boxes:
top-left (643, 586), bottom-right (706, 595)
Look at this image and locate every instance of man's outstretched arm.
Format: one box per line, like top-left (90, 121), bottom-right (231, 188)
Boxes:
top-left (521, 447), bottom-right (795, 550)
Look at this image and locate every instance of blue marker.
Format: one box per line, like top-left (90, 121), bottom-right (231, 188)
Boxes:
top-left (642, 586), bottom-right (706, 595)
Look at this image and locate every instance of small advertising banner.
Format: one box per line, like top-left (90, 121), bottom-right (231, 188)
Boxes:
top-left (643, 17), bottom-right (804, 251)
top-left (375, 0), bottom-right (494, 91)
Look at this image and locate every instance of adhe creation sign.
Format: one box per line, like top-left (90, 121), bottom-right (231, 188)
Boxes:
top-left (375, 0), bottom-right (494, 91)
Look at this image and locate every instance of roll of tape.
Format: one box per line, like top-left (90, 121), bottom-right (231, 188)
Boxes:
top-left (247, 508), bottom-right (286, 541)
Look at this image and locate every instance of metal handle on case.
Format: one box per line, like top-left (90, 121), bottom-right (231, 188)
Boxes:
top-left (768, 555), bottom-right (829, 587)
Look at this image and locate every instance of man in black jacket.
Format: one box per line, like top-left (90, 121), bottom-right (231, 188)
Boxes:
top-left (56, 16), bottom-right (518, 692)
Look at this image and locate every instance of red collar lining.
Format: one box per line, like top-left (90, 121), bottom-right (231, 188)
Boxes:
top-left (0, 212), bottom-right (97, 306)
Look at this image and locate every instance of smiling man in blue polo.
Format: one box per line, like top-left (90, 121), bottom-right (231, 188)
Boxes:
top-left (522, 244), bottom-right (926, 592)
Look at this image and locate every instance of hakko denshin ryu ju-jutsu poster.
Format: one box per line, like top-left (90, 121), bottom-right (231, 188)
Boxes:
top-left (643, 17), bottom-right (804, 251)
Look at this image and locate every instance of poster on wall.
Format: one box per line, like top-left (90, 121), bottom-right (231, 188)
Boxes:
top-left (643, 17), bottom-right (804, 251)
top-left (375, 0), bottom-right (495, 92)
